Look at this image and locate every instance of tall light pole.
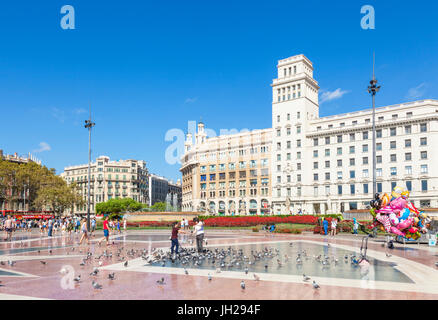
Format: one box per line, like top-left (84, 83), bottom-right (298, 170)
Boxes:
top-left (368, 53), bottom-right (381, 197)
top-left (84, 105), bottom-right (95, 231)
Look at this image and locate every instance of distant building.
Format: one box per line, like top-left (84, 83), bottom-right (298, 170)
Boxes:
top-left (60, 155), bottom-right (149, 214)
top-left (148, 174), bottom-right (182, 210)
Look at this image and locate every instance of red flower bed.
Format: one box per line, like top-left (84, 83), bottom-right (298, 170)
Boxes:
top-left (202, 215), bottom-right (318, 227)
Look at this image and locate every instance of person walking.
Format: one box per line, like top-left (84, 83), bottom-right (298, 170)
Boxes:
top-left (123, 218), bottom-right (127, 233)
top-left (353, 218), bottom-right (359, 235)
top-left (192, 217), bottom-right (205, 253)
top-left (47, 218), bottom-right (54, 237)
top-left (3, 216), bottom-right (14, 241)
top-left (331, 218), bottom-right (338, 237)
top-left (78, 218), bottom-right (90, 245)
top-left (98, 216), bottom-right (110, 246)
top-left (322, 217), bottom-right (329, 236)
top-left (90, 218), bottom-right (96, 236)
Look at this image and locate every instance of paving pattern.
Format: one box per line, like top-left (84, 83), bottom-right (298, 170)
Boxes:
top-left (0, 229), bottom-right (437, 300)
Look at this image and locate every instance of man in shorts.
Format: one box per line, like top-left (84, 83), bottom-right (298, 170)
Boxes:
top-left (98, 216), bottom-right (110, 246)
top-left (3, 216), bottom-right (14, 241)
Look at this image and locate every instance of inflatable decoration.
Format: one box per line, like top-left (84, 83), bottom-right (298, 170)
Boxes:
top-left (368, 186), bottom-right (431, 240)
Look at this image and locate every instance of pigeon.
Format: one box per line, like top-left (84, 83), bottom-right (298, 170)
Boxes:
top-left (8, 261), bottom-right (16, 266)
top-left (92, 281), bottom-right (102, 289)
top-left (253, 274), bottom-right (260, 281)
top-left (386, 253), bottom-right (392, 258)
top-left (208, 274), bottom-right (212, 281)
top-left (123, 261), bottom-right (128, 267)
top-left (80, 260), bottom-right (86, 266)
top-left (312, 280), bottom-right (320, 289)
top-left (435, 262), bottom-right (438, 267)
top-left (40, 261), bottom-right (47, 265)
top-left (74, 275), bottom-right (81, 282)
top-left (99, 261), bottom-right (103, 267)
top-left (90, 268), bottom-right (99, 276)
top-left (108, 273), bottom-right (115, 280)
top-left (240, 280), bottom-right (245, 290)
top-left (0, 261), bottom-right (5, 265)
top-left (156, 277), bottom-right (165, 285)
top-left (37, 250), bottom-right (41, 254)
top-left (49, 250), bottom-right (52, 254)
top-left (184, 268), bottom-right (189, 275)
top-left (215, 268), bottom-right (221, 273)
top-left (244, 267), bottom-right (249, 274)
top-left (303, 274), bottom-right (311, 281)
top-left (264, 264), bottom-right (268, 270)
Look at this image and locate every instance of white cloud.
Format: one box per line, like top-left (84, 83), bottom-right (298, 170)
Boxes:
top-left (52, 107), bottom-right (65, 123)
top-left (406, 83), bottom-right (427, 100)
top-left (184, 97), bottom-right (198, 104)
top-left (319, 88), bottom-right (349, 104)
top-left (33, 142), bottom-right (51, 153)
top-left (73, 108), bottom-right (87, 115)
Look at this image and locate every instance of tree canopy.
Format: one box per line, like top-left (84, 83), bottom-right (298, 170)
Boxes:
top-left (95, 198), bottom-right (143, 214)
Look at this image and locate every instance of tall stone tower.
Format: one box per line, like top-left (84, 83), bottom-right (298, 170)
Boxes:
top-left (270, 54), bottom-right (320, 214)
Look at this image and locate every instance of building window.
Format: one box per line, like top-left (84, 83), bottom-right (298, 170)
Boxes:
top-left (376, 155), bottom-right (382, 164)
top-left (376, 168), bottom-right (382, 177)
top-left (349, 146), bottom-right (355, 154)
top-left (313, 162), bottom-right (318, 169)
top-left (363, 169), bottom-right (369, 178)
top-left (376, 143), bottom-right (382, 151)
top-left (405, 166), bottom-right (412, 175)
top-left (277, 129), bottom-right (281, 137)
top-left (350, 158), bottom-right (355, 166)
top-left (297, 140), bottom-right (301, 147)
top-left (337, 135), bottom-right (343, 143)
top-left (421, 164), bottom-right (428, 174)
top-left (406, 181), bottom-right (412, 191)
top-left (405, 153), bottom-right (412, 161)
top-left (314, 174), bottom-right (319, 181)
top-left (350, 170), bottom-right (355, 179)
top-left (325, 161), bottom-right (330, 168)
top-left (325, 172), bottom-right (330, 180)
top-left (390, 127), bottom-right (397, 136)
top-left (325, 137), bottom-right (330, 145)
top-left (287, 127), bottom-right (291, 135)
top-left (421, 180), bottom-right (428, 192)
top-left (390, 141), bottom-right (396, 149)
top-left (313, 150), bottom-right (318, 158)
top-left (363, 157), bottom-right (368, 165)
top-left (313, 138), bottom-right (319, 146)
top-left (363, 184), bottom-right (369, 194)
top-left (420, 137), bottom-right (427, 146)
top-left (421, 151), bottom-right (427, 160)
top-left (363, 131), bottom-right (368, 140)
top-left (377, 182), bottom-right (382, 193)
top-left (350, 184), bottom-right (355, 195)
top-left (405, 139), bottom-right (411, 148)
top-left (420, 123), bottom-right (427, 132)
top-left (338, 185), bottom-right (342, 195)
top-left (405, 125), bottom-right (412, 134)
top-left (350, 133), bottom-right (355, 141)
top-left (390, 154), bottom-right (397, 162)
top-left (337, 171), bottom-right (343, 180)
top-left (337, 147), bottom-right (342, 155)
top-left (277, 115), bottom-right (280, 122)
top-left (390, 167), bottom-right (397, 176)
top-left (325, 149), bottom-right (330, 157)
top-left (363, 144), bottom-right (368, 152)
top-left (337, 159), bottom-right (342, 167)
top-left (376, 130), bottom-right (382, 138)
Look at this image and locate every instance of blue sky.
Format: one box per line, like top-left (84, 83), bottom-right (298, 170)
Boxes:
top-left (1, 0), bottom-right (437, 181)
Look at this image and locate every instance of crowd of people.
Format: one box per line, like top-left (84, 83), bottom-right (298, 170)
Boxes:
top-left (0, 215), bottom-right (128, 243)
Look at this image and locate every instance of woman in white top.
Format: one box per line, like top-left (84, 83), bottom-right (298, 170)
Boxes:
top-left (192, 218), bottom-right (205, 253)
top-left (331, 218), bottom-right (338, 237)
top-left (79, 218), bottom-right (90, 245)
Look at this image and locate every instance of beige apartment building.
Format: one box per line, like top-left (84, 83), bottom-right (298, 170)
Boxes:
top-left (181, 122), bottom-right (272, 214)
top-left (60, 156), bottom-right (149, 214)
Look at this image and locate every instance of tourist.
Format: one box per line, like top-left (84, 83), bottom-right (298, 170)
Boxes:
top-left (181, 218), bottom-right (185, 229)
top-left (192, 217), bottom-right (205, 253)
top-left (47, 218), bottom-right (53, 237)
top-left (91, 218), bottom-right (96, 236)
top-left (117, 220), bottom-right (121, 234)
top-left (331, 218), bottom-right (338, 237)
top-left (322, 218), bottom-right (329, 236)
top-left (3, 215), bottom-right (14, 241)
top-left (98, 216), bottom-right (111, 246)
top-left (353, 218), bottom-right (359, 236)
top-left (78, 218), bottom-right (90, 245)
top-left (170, 221), bottom-right (186, 256)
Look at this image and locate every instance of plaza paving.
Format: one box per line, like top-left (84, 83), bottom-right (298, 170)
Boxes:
top-left (0, 228), bottom-right (437, 300)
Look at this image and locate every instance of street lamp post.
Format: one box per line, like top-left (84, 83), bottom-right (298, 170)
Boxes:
top-left (84, 110), bottom-right (95, 231)
top-left (368, 53), bottom-right (381, 197)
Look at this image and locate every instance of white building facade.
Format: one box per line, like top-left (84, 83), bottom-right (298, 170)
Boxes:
top-left (182, 54), bottom-right (438, 215)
